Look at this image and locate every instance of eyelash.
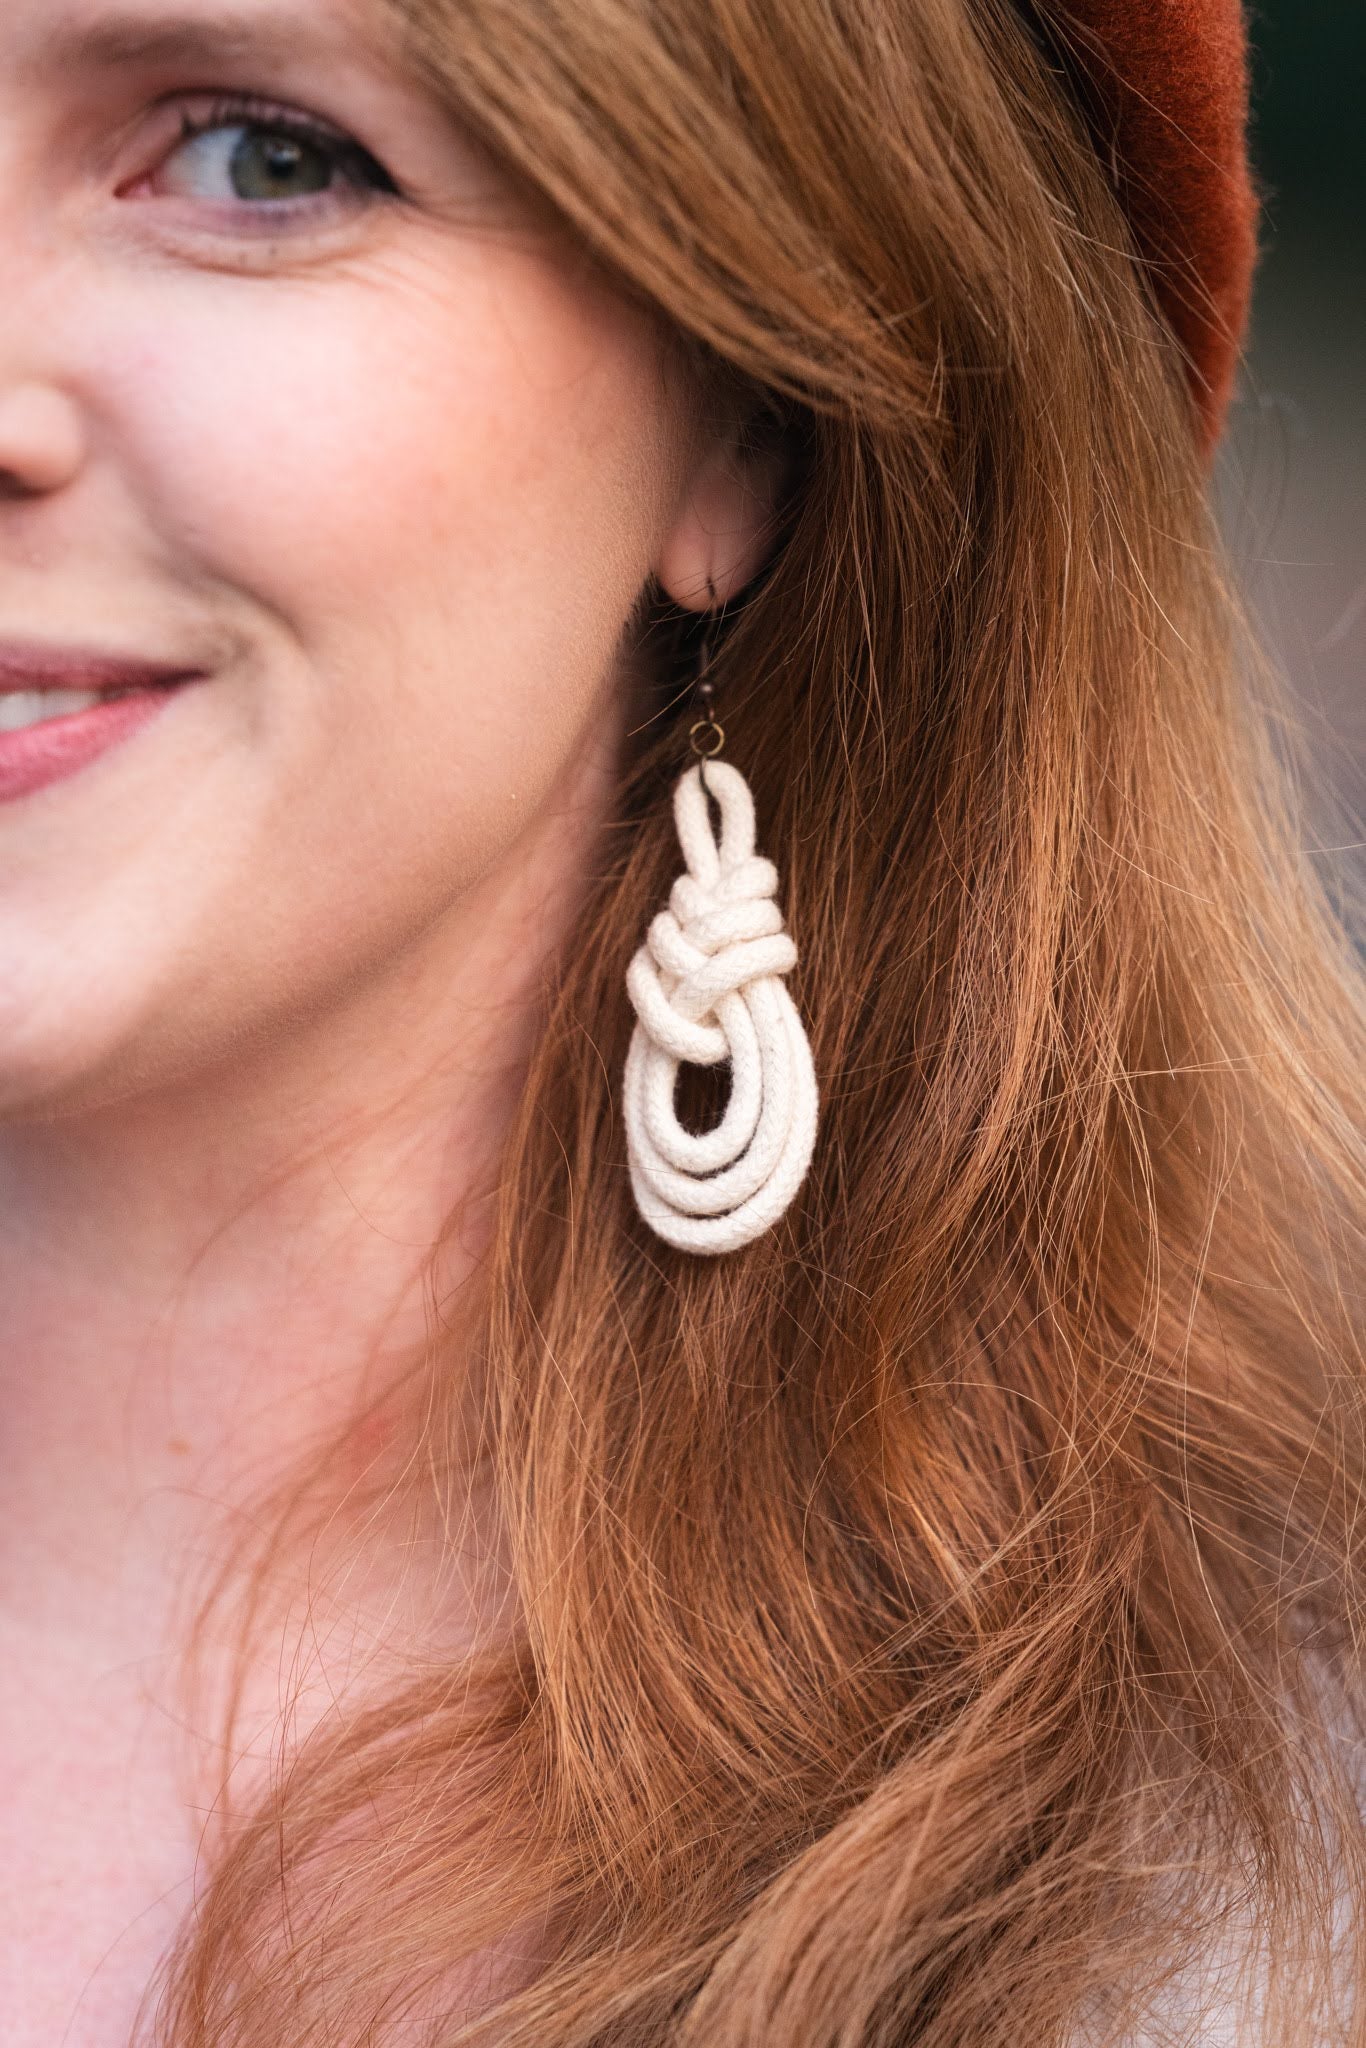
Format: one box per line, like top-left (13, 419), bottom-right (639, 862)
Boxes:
top-left (162, 92), bottom-right (400, 210)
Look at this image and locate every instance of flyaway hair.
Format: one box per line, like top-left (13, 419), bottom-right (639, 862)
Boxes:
top-left (140, 2), bottom-right (1365, 2044)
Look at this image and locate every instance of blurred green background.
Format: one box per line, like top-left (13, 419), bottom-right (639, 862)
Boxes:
top-left (1218, 0), bottom-right (1365, 879)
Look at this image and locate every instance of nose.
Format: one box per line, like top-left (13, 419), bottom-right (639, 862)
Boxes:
top-left (0, 380), bottom-right (87, 498)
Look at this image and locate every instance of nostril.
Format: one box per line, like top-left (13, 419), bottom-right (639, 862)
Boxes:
top-left (0, 382), bottom-right (87, 497)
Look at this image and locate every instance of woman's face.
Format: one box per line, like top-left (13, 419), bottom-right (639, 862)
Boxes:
top-left (0, 0), bottom-right (759, 1118)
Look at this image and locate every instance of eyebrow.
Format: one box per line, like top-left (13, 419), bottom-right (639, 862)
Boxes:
top-left (18, 6), bottom-right (366, 81)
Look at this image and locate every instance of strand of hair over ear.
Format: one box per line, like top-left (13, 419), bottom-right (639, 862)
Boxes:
top-left (623, 757), bottom-right (818, 1254)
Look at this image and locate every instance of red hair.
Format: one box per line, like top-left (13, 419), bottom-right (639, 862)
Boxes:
top-left (140, 5), bottom-right (1363, 2044)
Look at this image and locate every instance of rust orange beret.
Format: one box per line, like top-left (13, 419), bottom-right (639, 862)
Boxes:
top-left (1033, 0), bottom-right (1258, 454)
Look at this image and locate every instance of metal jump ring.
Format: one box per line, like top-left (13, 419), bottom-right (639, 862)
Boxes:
top-left (690, 717), bottom-right (726, 759)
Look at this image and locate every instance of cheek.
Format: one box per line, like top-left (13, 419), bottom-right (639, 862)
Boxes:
top-left (29, 242), bottom-right (680, 1089)
top-left (120, 242), bottom-right (660, 615)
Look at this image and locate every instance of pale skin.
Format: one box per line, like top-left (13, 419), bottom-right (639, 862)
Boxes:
top-left (0, 0), bottom-right (785, 2037)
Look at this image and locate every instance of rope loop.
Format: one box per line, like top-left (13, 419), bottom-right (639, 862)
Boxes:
top-left (624, 758), bottom-right (819, 1253)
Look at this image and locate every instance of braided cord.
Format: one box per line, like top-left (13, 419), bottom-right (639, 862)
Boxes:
top-left (623, 759), bottom-right (819, 1253)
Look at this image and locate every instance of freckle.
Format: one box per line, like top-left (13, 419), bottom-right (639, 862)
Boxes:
top-left (168, 1436), bottom-right (192, 1457)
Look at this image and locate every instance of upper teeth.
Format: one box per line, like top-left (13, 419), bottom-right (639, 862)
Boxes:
top-left (0, 689), bottom-right (107, 734)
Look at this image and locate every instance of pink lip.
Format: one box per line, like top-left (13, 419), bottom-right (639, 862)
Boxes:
top-left (0, 644), bottom-right (206, 806)
top-left (0, 641), bottom-right (202, 696)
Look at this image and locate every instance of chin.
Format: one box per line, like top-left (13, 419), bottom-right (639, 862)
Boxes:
top-left (0, 979), bottom-right (160, 1124)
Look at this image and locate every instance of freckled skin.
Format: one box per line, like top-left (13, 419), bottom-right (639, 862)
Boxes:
top-left (0, 15), bottom-right (788, 2037)
top-left (0, 0), bottom-right (735, 1113)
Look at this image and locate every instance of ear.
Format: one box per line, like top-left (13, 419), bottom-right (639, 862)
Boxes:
top-left (654, 415), bottom-right (791, 612)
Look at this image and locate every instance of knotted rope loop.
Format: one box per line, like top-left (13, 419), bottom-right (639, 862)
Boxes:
top-left (623, 757), bottom-right (819, 1254)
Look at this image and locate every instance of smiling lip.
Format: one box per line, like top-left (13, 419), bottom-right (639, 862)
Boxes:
top-left (0, 641), bottom-right (205, 695)
top-left (0, 641), bottom-right (207, 806)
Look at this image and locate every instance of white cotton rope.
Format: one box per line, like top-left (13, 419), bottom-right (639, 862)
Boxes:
top-left (623, 756), bottom-right (819, 1254)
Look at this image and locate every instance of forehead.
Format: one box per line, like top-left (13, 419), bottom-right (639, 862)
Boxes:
top-left (4, 0), bottom-right (399, 81)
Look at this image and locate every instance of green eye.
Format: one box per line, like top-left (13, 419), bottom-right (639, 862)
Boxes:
top-left (226, 129), bottom-right (336, 202)
top-left (154, 103), bottom-right (398, 211)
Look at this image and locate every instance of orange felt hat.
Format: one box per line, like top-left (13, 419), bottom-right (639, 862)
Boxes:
top-left (1033, 0), bottom-right (1259, 454)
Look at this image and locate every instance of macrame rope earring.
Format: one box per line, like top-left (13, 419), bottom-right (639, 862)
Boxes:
top-left (622, 586), bottom-right (819, 1253)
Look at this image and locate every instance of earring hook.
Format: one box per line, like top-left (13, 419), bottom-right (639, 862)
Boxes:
top-left (689, 577), bottom-right (726, 797)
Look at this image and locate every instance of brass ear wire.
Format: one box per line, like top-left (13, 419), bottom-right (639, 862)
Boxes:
top-left (688, 578), bottom-right (725, 796)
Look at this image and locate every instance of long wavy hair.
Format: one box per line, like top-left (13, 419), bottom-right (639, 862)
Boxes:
top-left (141, 0), bottom-right (1366, 2041)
